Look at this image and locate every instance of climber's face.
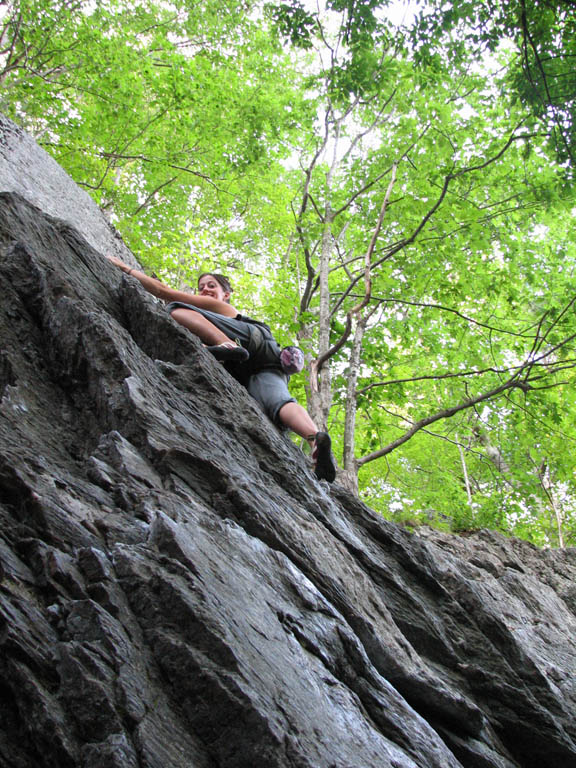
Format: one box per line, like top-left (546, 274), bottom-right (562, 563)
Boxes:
top-left (198, 274), bottom-right (231, 303)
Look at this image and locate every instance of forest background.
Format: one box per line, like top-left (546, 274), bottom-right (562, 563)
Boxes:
top-left (2, 0), bottom-right (575, 546)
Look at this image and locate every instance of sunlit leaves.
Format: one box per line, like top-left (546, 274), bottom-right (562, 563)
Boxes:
top-left (265, 1), bottom-right (316, 47)
top-left (1, 0), bottom-right (305, 258)
top-left (410, 0), bottom-right (576, 171)
top-left (6, 0), bottom-right (576, 546)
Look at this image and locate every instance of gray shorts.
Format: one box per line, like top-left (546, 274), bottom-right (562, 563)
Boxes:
top-left (246, 369), bottom-right (296, 424)
top-left (166, 302), bottom-right (296, 424)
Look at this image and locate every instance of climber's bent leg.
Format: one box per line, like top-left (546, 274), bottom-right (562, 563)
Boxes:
top-left (278, 402), bottom-right (318, 440)
top-left (170, 307), bottom-right (233, 346)
top-left (278, 402), bottom-right (337, 483)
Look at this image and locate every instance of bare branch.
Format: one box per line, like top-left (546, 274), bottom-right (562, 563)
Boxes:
top-left (534, 294), bottom-right (576, 354)
top-left (331, 124), bottom-right (542, 317)
top-left (332, 123), bottom-right (430, 219)
top-left (349, 294), bottom-right (536, 338)
top-left (98, 151), bottom-right (213, 182)
top-left (419, 428), bottom-right (491, 463)
top-left (132, 175), bottom-right (178, 215)
top-left (352, 164), bottom-right (398, 314)
top-left (358, 365), bottom-right (523, 395)
top-left (314, 164), bottom-right (398, 371)
top-left (356, 331), bottom-right (576, 468)
top-left (357, 356), bottom-right (576, 396)
top-left (357, 375), bottom-right (528, 467)
top-left (293, 124), bottom-right (330, 315)
top-left (339, 88), bottom-right (397, 165)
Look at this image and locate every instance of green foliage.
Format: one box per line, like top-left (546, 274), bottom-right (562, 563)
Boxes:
top-left (265, 1), bottom-right (316, 47)
top-left (7, 0), bottom-right (576, 548)
top-left (1, 0), bottom-right (305, 260)
top-left (265, 1), bottom-right (576, 549)
top-left (409, 0), bottom-right (576, 172)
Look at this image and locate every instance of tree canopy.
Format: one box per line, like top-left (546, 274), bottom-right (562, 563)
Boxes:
top-left (3, 0), bottom-right (576, 546)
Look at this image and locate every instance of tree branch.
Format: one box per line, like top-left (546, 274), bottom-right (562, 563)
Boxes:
top-left (356, 325), bottom-right (576, 468)
top-left (314, 164), bottom-right (398, 372)
top-left (357, 375), bottom-right (530, 467)
top-left (293, 125), bottom-right (330, 315)
top-left (346, 294), bottom-right (536, 338)
top-left (331, 123), bottom-right (540, 317)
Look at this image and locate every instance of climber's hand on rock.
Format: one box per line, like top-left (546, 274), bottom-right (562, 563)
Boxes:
top-left (106, 254), bottom-right (131, 273)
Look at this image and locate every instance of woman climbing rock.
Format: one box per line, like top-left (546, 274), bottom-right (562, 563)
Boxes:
top-left (106, 256), bottom-right (336, 483)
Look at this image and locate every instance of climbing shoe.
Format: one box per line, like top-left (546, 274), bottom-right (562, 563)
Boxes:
top-left (312, 432), bottom-right (336, 483)
top-left (206, 342), bottom-right (250, 363)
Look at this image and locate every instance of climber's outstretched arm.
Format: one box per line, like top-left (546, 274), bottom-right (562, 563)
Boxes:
top-left (105, 255), bottom-right (238, 317)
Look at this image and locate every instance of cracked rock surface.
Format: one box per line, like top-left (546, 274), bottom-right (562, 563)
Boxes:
top-left (1, 116), bottom-right (576, 768)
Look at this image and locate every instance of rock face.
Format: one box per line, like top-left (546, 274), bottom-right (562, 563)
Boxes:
top-left (0, 114), bottom-right (134, 265)
top-left (1, 117), bottom-right (576, 768)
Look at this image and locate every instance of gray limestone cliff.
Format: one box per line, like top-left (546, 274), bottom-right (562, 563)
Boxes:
top-left (1, 115), bottom-right (576, 768)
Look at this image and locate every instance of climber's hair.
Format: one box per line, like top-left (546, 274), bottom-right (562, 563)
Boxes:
top-left (198, 272), bottom-right (232, 303)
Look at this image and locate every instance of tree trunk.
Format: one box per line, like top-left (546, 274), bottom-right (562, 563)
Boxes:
top-left (340, 312), bottom-right (367, 492)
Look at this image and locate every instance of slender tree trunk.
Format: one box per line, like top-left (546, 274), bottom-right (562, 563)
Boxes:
top-left (340, 313), bottom-right (367, 492)
top-left (550, 494), bottom-right (565, 549)
top-left (457, 435), bottom-right (473, 505)
top-left (538, 466), bottom-right (565, 549)
top-left (309, 122), bottom-right (340, 428)
top-left (315, 211), bottom-right (335, 425)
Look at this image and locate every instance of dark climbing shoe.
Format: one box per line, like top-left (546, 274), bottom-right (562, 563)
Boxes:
top-left (206, 342), bottom-right (250, 363)
top-left (312, 432), bottom-right (336, 483)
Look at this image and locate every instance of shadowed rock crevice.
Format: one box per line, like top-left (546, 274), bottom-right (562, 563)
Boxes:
top-left (1, 116), bottom-right (576, 767)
